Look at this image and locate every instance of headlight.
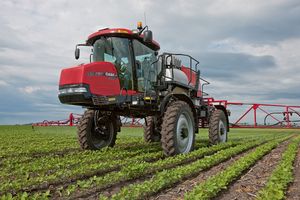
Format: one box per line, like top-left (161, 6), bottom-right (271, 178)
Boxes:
top-left (73, 87), bottom-right (87, 93)
top-left (59, 87), bottom-right (87, 94)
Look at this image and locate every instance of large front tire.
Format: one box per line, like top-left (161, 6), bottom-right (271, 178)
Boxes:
top-left (143, 116), bottom-right (161, 143)
top-left (209, 109), bottom-right (228, 144)
top-left (161, 101), bottom-right (195, 156)
top-left (77, 110), bottom-right (117, 150)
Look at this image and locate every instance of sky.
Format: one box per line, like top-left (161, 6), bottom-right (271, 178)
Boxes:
top-left (0, 0), bottom-right (300, 125)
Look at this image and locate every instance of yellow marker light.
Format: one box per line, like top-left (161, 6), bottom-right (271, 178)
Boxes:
top-left (137, 21), bottom-right (143, 29)
top-left (110, 29), bottom-right (128, 34)
top-left (117, 29), bottom-right (128, 33)
top-left (144, 97), bottom-right (152, 100)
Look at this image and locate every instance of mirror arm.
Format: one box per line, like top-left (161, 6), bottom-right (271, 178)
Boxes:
top-left (138, 25), bottom-right (148, 35)
top-left (75, 43), bottom-right (89, 60)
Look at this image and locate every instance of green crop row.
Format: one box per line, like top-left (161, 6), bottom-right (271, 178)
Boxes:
top-left (0, 143), bottom-right (79, 158)
top-left (256, 136), bottom-right (300, 200)
top-left (35, 140), bottom-right (241, 199)
top-left (0, 139), bottom-right (161, 166)
top-left (184, 136), bottom-right (291, 200)
top-left (0, 137), bottom-right (143, 158)
top-left (0, 143), bottom-right (161, 179)
top-left (103, 137), bottom-right (278, 200)
top-left (1, 139), bottom-right (209, 184)
top-left (0, 149), bottom-right (164, 196)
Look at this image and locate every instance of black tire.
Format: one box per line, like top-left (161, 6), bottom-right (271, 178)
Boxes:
top-left (143, 116), bottom-right (161, 143)
top-left (77, 110), bottom-right (117, 150)
top-left (209, 109), bottom-right (228, 144)
top-left (161, 101), bottom-right (195, 156)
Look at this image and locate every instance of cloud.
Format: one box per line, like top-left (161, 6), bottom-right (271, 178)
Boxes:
top-left (0, 0), bottom-right (300, 124)
top-left (0, 80), bottom-right (9, 87)
top-left (18, 85), bottom-right (55, 94)
top-left (199, 52), bottom-right (276, 79)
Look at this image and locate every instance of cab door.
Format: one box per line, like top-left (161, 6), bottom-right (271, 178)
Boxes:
top-left (132, 40), bottom-right (157, 92)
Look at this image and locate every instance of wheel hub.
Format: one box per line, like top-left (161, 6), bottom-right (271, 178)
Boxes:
top-left (218, 121), bottom-right (227, 142)
top-left (176, 112), bottom-right (193, 153)
top-left (92, 120), bottom-right (113, 148)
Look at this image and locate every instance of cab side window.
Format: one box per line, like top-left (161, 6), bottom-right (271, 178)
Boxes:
top-left (132, 40), bottom-right (157, 92)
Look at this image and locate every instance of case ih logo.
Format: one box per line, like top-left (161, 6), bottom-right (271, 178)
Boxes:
top-left (86, 72), bottom-right (117, 79)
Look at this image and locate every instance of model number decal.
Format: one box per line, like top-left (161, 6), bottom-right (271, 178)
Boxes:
top-left (86, 72), bottom-right (117, 79)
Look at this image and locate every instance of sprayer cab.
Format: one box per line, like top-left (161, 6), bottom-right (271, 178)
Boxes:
top-left (59, 23), bottom-right (160, 110)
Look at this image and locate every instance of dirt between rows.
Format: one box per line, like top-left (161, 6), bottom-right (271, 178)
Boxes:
top-left (150, 139), bottom-right (290, 200)
top-left (286, 144), bottom-right (300, 200)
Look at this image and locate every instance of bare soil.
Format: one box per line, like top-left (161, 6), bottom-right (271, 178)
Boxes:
top-left (286, 145), bottom-right (300, 200)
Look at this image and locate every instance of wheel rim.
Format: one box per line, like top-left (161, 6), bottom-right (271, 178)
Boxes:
top-left (218, 120), bottom-right (227, 142)
top-left (176, 111), bottom-right (193, 153)
top-left (91, 121), bottom-right (113, 149)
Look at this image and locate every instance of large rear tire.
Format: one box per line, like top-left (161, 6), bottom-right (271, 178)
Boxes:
top-left (77, 110), bottom-right (117, 150)
top-left (209, 109), bottom-right (228, 144)
top-left (143, 116), bottom-right (161, 143)
top-left (161, 101), bottom-right (195, 156)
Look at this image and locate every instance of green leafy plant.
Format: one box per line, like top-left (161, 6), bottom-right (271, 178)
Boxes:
top-left (256, 136), bottom-right (300, 200)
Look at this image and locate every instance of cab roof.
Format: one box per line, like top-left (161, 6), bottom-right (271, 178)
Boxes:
top-left (86, 28), bottom-right (160, 51)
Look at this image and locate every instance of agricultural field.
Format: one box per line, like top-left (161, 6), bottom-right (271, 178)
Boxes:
top-left (0, 125), bottom-right (300, 200)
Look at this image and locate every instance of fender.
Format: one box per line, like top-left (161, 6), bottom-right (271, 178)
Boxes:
top-left (160, 93), bottom-right (199, 133)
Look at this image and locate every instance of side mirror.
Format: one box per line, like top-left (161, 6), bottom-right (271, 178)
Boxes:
top-left (75, 48), bottom-right (80, 60)
top-left (143, 30), bottom-right (153, 43)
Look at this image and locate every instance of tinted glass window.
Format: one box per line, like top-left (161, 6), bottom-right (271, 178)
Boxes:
top-left (93, 37), bottom-right (133, 90)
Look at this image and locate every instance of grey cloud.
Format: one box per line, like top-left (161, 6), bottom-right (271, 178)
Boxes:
top-left (262, 91), bottom-right (300, 101)
top-left (148, 0), bottom-right (300, 50)
top-left (199, 52), bottom-right (276, 79)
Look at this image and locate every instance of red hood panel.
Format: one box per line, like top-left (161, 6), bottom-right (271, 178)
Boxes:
top-left (59, 62), bottom-right (121, 96)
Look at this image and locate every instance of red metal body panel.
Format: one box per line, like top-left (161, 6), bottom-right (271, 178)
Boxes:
top-left (181, 66), bottom-right (202, 96)
top-left (88, 28), bottom-right (133, 40)
top-left (86, 28), bottom-right (160, 51)
top-left (59, 62), bottom-right (121, 96)
top-left (181, 66), bottom-right (196, 86)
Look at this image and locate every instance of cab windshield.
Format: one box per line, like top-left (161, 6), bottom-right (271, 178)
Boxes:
top-left (93, 37), bottom-right (133, 90)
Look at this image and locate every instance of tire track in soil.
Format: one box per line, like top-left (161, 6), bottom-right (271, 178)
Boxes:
top-left (215, 139), bottom-right (290, 200)
top-left (149, 139), bottom-right (290, 200)
top-left (286, 144), bottom-right (300, 200)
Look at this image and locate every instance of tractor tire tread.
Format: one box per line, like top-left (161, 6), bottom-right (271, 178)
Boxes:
top-left (143, 117), bottom-right (161, 143)
top-left (161, 101), bottom-right (192, 156)
top-left (77, 110), bottom-right (117, 150)
top-left (77, 110), bottom-right (94, 150)
top-left (209, 109), bottom-right (225, 144)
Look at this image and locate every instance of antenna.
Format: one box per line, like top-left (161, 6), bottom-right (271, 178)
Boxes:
top-left (144, 12), bottom-right (147, 26)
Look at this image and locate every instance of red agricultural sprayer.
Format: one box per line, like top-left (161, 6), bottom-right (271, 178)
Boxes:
top-left (58, 22), bottom-right (229, 156)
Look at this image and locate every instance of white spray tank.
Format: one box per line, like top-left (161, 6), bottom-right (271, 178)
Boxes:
top-left (163, 56), bottom-right (189, 86)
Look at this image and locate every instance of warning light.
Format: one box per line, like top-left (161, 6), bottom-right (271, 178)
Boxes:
top-left (137, 21), bottom-right (143, 30)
